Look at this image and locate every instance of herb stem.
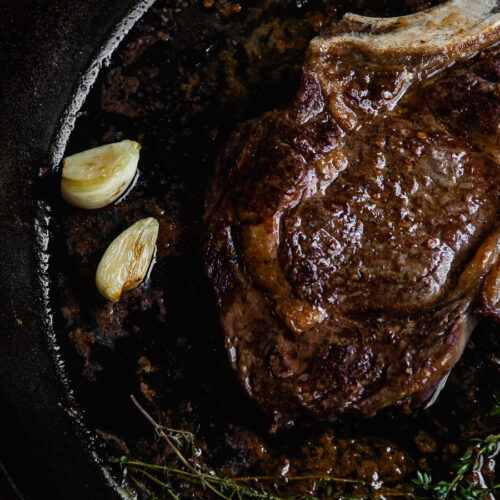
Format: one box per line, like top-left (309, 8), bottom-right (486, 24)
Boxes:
top-left (131, 395), bottom-right (198, 475)
top-left (232, 474), bottom-right (360, 484)
top-left (123, 394), bottom-right (500, 499)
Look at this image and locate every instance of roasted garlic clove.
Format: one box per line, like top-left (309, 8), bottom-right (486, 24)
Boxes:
top-left (96, 218), bottom-right (159, 302)
top-left (61, 139), bottom-right (140, 209)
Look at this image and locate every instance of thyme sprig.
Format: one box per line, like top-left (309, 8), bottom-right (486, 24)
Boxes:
top-left (116, 395), bottom-right (500, 499)
top-left (121, 395), bottom-right (410, 499)
top-left (412, 396), bottom-right (500, 499)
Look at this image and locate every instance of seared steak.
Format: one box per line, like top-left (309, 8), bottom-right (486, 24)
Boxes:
top-left (204, 0), bottom-right (500, 430)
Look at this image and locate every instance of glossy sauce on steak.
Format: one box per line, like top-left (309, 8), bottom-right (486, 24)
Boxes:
top-left (205, 0), bottom-right (500, 430)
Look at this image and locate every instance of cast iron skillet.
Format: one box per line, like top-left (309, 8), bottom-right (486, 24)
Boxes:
top-left (0, 1), bottom-right (153, 498)
top-left (2, 1), bottom-right (496, 499)
top-left (0, 1), bottom-right (465, 499)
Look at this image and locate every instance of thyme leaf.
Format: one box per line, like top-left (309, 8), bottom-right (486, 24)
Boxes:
top-left (412, 396), bottom-right (500, 499)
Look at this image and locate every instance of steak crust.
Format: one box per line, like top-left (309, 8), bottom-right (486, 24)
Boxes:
top-left (204, 0), bottom-right (500, 430)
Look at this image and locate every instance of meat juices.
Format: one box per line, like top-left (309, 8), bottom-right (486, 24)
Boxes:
top-left (204, 0), bottom-right (500, 430)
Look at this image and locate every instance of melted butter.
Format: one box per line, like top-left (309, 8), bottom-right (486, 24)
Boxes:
top-left (240, 216), bottom-right (326, 334)
top-left (274, 298), bottom-right (326, 334)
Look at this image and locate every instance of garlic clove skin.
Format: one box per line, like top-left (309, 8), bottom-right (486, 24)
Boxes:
top-left (61, 139), bottom-right (140, 209)
top-left (96, 217), bottom-right (159, 302)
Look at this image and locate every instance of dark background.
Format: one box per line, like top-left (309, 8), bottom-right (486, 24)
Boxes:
top-left (0, 0), bottom-right (143, 498)
top-left (0, 461), bottom-right (24, 500)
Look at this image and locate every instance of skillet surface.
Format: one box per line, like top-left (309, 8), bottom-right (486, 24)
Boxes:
top-left (0, 1), bottom-right (149, 498)
top-left (1, 1), bottom-right (499, 499)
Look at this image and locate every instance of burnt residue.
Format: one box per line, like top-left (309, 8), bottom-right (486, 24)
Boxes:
top-left (39, 0), bottom-right (499, 498)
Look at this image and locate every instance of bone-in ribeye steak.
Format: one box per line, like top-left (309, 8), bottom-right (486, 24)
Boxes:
top-left (204, 0), bottom-right (500, 430)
